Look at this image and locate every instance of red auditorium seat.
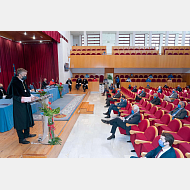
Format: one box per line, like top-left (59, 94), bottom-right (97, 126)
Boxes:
top-left (136, 79), bottom-right (140, 82)
top-left (172, 79), bottom-right (176, 82)
top-left (97, 53), bottom-right (101, 55)
top-left (177, 75), bottom-right (182, 78)
top-left (86, 53), bottom-right (90, 55)
top-left (153, 75), bottom-right (157, 78)
top-left (125, 75), bottom-right (129, 78)
top-left (76, 53), bottom-right (80, 55)
top-left (90, 75), bottom-right (94, 78)
top-left (99, 75), bottom-right (104, 83)
top-left (154, 114), bottom-right (172, 128)
top-left (120, 75), bottom-right (124, 78)
top-left (151, 79), bottom-right (156, 82)
top-left (157, 79), bottom-right (161, 82)
top-left (147, 110), bottom-right (164, 126)
top-left (177, 79), bottom-right (182, 82)
top-left (144, 75), bottom-right (148, 78)
top-left (158, 75), bottom-right (162, 78)
top-left (155, 101), bottom-right (168, 110)
top-left (121, 79), bottom-right (125, 82)
top-left (133, 126), bottom-right (158, 157)
top-left (180, 111), bottom-right (190, 126)
top-left (178, 142), bottom-right (190, 158)
top-left (81, 53), bottom-right (85, 55)
top-left (72, 78), bottom-right (76, 82)
top-left (162, 79), bottom-right (167, 82)
top-left (173, 75), bottom-right (176, 78)
top-left (95, 75), bottom-right (99, 78)
top-left (163, 75), bottom-right (167, 78)
top-left (134, 75), bottom-right (138, 78)
top-left (75, 75), bottom-right (79, 78)
top-left (144, 106), bottom-right (158, 119)
top-left (158, 119), bottom-right (182, 135)
top-left (88, 79), bottom-right (92, 81)
top-left (161, 103), bottom-right (174, 114)
top-left (71, 53), bottom-right (75, 55)
top-left (140, 103), bottom-right (152, 114)
top-left (114, 53), bottom-right (119, 55)
top-left (138, 101), bottom-right (148, 109)
top-left (141, 79), bottom-right (145, 82)
top-left (126, 53), bottom-right (130, 55)
top-left (139, 75), bottom-right (143, 78)
top-left (80, 75), bottom-right (84, 78)
top-left (172, 99), bottom-right (180, 108)
top-left (131, 79), bottom-right (135, 82)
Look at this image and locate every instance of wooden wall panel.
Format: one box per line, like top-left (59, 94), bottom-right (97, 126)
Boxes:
top-left (70, 55), bottom-right (190, 68)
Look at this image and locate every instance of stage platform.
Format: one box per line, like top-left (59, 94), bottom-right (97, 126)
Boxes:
top-left (0, 89), bottom-right (90, 158)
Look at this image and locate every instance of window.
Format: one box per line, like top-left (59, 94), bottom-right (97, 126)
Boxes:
top-left (87, 34), bottom-right (100, 46)
top-left (147, 34), bottom-right (160, 49)
top-left (185, 34), bottom-right (190, 46)
top-left (178, 34), bottom-right (182, 46)
top-left (81, 35), bottom-right (84, 46)
top-left (168, 34), bottom-right (175, 46)
top-left (119, 34), bottom-right (130, 46)
top-left (135, 34), bottom-right (145, 46)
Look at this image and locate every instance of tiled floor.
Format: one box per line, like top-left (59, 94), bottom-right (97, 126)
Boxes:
top-left (58, 92), bottom-right (137, 158)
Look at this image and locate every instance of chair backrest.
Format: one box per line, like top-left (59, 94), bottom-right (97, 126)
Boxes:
top-left (144, 126), bottom-right (158, 141)
top-left (172, 99), bottom-right (180, 105)
top-left (140, 114), bottom-right (144, 121)
top-left (138, 119), bottom-right (150, 132)
top-left (160, 114), bottom-right (172, 125)
top-left (174, 148), bottom-right (184, 158)
top-left (149, 106), bottom-right (158, 114)
top-left (142, 101), bottom-right (147, 108)
top-left (72, 78), bottom-right (76, 82)
top-left (145, 103), bottom-right (152, 111)
top-left (177, 126), bottom-right (190, 142)
top-left (161, 101), bottom-right (167, 108)
top-left (167, 119), bottom-right (182, 132)
top-left (152, 135), bottom-right (161, 148)
top-left (165, 103), bottom-right (174, 111)
top-left (90, 75), bottom-right (94, 78)
top-left (139, 98), bottom-right (144, 105)
top-left (185, 104), bottom-right (190, 111)
top-left (75, 75), bottom-right (79, 78)
top-left (155, 110), bottom-right (164, 119)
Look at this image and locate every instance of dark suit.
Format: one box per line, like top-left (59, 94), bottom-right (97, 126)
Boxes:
top-left (106, 92), bottom-right (121, 106)
top-left (82, 79), bottom-right (88, 92)
top-left (176, 87), bottom-right (182, 92)
top-left (109, 112), bottom-right (141, 135)
top-left (66, 79), bottom-right (72, 91)
top-left (131, 88), bottom-right (137, 92)
top-left (157, 89), bottom-right (162, 93)
top-left (164, 85), bottom-right (169, 88)
top-left (41, 81), bottom-right (48, 89)
top-left (145, 146), bottom-right (176, 158)
top-left (107, 99), bottom-right (127, 115)
top-left (169, 107), bottom-right (187, 119)
top-left (76, 78), bottom-right (82, 90)
top-left (135, 91), bottom-right (146, 101)
top-left (0, 87), bottom-right (7, 98)
top-left (150, 97), bottom-right (160, 105)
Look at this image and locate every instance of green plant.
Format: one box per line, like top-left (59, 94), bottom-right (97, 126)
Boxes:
top-left (36, 89), bottom-right (48, 97)
top-left (107, 74), bottom-right (113, 80)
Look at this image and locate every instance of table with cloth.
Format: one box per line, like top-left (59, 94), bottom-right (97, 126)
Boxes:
top-left (0, 85), bottom-right (69, 133)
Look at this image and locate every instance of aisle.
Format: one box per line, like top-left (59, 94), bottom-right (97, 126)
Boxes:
top-left (58, 92), bottom-right (137, 158)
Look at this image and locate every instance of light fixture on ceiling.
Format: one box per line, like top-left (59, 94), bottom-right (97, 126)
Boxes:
top-left (40, 40), bottom-right (42, 43)
top-left (24, 32), bottom-right (27, 35)
top-left (33, 35), bottom-right (35, 39)
top-left (19, 41), bottom-right (22, 43)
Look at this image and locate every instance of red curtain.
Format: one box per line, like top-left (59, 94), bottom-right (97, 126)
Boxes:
top-left (23, 41), bottom-right (59, 89)
top-left (0, 36), bottom-right (59, 90)
top-left (0, 37), bottom-right (25, 90)
top-left (42, 31), bottom-right (61, 43)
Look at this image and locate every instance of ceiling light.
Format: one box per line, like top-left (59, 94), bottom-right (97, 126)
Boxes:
top-left (24, 32), bottom-right (27, 35)
top-left (40, 40), bottom-right (42, 43)
top-left (33, 35), bottom-right (35, 39)
top-left (19, 41), bottom-right (22, 43)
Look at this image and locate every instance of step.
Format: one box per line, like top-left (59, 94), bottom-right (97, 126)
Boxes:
top-left (80, 102), bottom-right (89, 109)
top-left (87, 104), bottom-right (94, 114)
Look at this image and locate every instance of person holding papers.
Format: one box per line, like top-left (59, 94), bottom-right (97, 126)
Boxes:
top-left (7, 68), bottom-right (37, 144)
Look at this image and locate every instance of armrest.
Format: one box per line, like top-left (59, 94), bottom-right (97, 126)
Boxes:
top-left (121, 113), bottom-right (128, 116)
top-left (162, 130), bottom-right (177, 134)
top-left (173, 140), bottom-right (189, 145)
top-left (130, 130), bottom-right (144, 135)
top-left (155, 123), bottom-right (165, 127)
top-left (126, 123), bottom-right (136, 127)
top-left (184, 124), bottom-right (190, 126)
top-left (170, 98), bottom-right (175, 100)
top-left (144, 113), bottom-right (151, 116)
top-left (185, 152), bottom-right (190, 158)
top-left (148, 118), bottom-right (156, 121)
top-left (135, 139), bottom-right (152, 144)
top-left (141, 152), bottom-right (148, 157)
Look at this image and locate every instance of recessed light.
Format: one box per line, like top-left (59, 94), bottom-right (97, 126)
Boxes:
top-left (24, 32), bottom-right (27, 35)
top-left (33, 35), bottom-right (35, 39)
top-left (40, 40), bottom-right (42, 43)
top-left (19, 41), bottom-right (22, 43)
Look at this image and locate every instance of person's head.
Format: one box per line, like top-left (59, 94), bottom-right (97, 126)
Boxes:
top-left (111, 83), bottom-right (113, 86)
top-left (44, 78), bottom-right (47, 82)
top-left (142, 89), bottom-right (145, 92)
top-left (94, 77), bottom-right (96, 79)
top-left (17, 68), bottom-right (27, 80)
top-left (159, 133), bottom-right (174, 148)
top-left (178, 85), bottom-right (180, 87)
top-left (121, 95), bottom-right (125, 100)
top-left (150, 74), bottom-right (152, 76)
top-left (153, 93), bottom-right (158, 98)
top-left (129, 85), bottom-right (131, 87)
top-left (134, 85), bottom-right (137, 88)
top-left (68, 78), bottom-right (70, 80)
top-left (178, 101), bottom-right (185, 108)
top-left (132, 105), bottom-right (139, 114)
top-left (158, 86), bottom-right (161, 89)
top-left (128, 77), bottom-right (130, 79)
top-left (117, 88), bottom-right (121, 92)
top-left (172, 89), bottom-right (176, 93)
top-left (51, 79), bottom-right (54, 82)
top-left (147, 83), bottom-right (149, 86)
top-left (0, 83), bottom-right (3, 88)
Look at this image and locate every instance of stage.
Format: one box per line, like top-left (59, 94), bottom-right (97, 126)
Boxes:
top-left (0, 89), bottom-right (90, 158)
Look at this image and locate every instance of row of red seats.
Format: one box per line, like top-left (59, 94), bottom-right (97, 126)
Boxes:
top-left (115, 74), bottom-right (182, 78)
top-left (115, 87), bottom-right (190, 157)
top-left (121, 78), bottom-right (182, 82)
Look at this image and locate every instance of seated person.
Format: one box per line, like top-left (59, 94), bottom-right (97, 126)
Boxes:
top-left (149, 74), bottom-right (153, 78)
top-left (105, 89), bottom-right (121, 107)
top-left (176, 85), bottom-right (182, 92)
top-left (146, 77), bottom-right (151, 82)
top-left (85, 74), bottom-right (89, 78)
top-left (135, 89), bottom-right (146, 101)
top-left (106, 84), bottom-right (115, 98)
top-left (145, 83), bottom-right (150, 89)
top-left (82, 78), bottom-right (88, 92)
top-left (41, 78), bottom-right (48, 89)
top-left (157, 86), bottom-right (162, 93)
top-left (163, 84), bottom-right (169, 88)
top-left (169, 101), bottom-right (187, 119)
top-left (168, 78), bottom-right (172, 82)
top-left (102, 79), bottom-right (109, 96)
top-left (0, 83), bottom-right (7, 99)
top-left (126, 77), bottom-right (131, 82)
top-left (128, 84), bottom-right (132, 89)
top-left (93, 77), bottom-right (98, 81)
top-left (131, 133), bottom-right (176, 158)
top-left (29, 84), bottom-right (35, 92)
top-left (103, 95), bottom-right (127, 118)
top-left (76, 77), bottom-right (82, 90)
top-left (168, 73), bottom-right (174, 78)
top-left (66, 78), bottom-right (72, 92)
top-left (150, 93), bottom-right (160, 105)
top-left (163, 89), bottom-right (178, 102)
top-left (101, 105), bottom-right (141, 140)
top-left (49, 78), bottom-right (55, 86)
top-left (131, 85), bottom-right (137, 92)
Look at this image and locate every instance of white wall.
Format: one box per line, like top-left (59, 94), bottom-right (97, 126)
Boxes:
top-left (73, 36), bottom-right (79, 46)
top-left (114, 68), bottom-right (190, 73)
top-left (58, 31), bottom-right (72, 84)
top-left (71, 68), bottom-right (105, 74)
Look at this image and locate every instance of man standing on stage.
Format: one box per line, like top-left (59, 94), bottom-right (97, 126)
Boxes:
top-left (7, 68), bottom-right (37, 144)
top-left (66, 78), bottom-right (72, 92)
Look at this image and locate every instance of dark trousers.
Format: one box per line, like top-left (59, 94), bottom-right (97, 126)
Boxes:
top-left (106, 98), bottom-right (117, 106)
top-left (116, 83), bottom-right (120, 88)
top-left (135, 96), bottom-right (142, 101)
top-left (16, 128), bottom-right (30, 141)
top-left (83, 85), bottom-right (88, 92)
top-left (68, 85), bottom-right (72, 91)
top-left (109, 118), bottom-right (131, 135)
top-left (130, 156), bottom-right (139, 158)
top-left (76, 84), bottom-right (81, 90)
top-left (108, 104), bottom-right (119, 115)
top-left (106, 93), bottom-right (111, 98)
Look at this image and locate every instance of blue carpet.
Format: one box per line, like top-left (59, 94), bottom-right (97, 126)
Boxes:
top-left (33, 94), bottom-right (85, 121)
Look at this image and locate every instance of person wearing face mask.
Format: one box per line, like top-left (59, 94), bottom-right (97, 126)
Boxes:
top-left (49, 78), bottom-right (55, 86)
top-left (115, 76), bottom-right (120, 88)
top-left (176, 85), bottom-right (182, 92)
top-left (41, 78), bottom-right (48, 89)
top-left (103, 95), bottom-right (127, 118)
top-left (0, 83), bottom-right (7, 99)
top-left (169, 101), bottom-right (187, 120)
top-left (130, 133), bottom-right (176, 158)
top-left (7, 68), bottom-right (37, 144)
top-left (104, 89), bottom-right (121, 107)
top-left (101, 105), bottom-right (141, 140)
top-left (163, 84), bottom-right (169, 88)
top-left (93, 77), bottom-right (97, 81)
top-left (82, 77), bottom-right (88, 92)
top-left (163, 89), bottom-right (178, 102)
top-left (131, 85), bottom-right (137, 92)
top-left (157, 86), bottom-right (162, 93)
top-left (135, 89), bottom-right (146, 101)
top-left (145, 83), bottom-right (150, 89)
top-left (149, 93), bottom-right (160, 105)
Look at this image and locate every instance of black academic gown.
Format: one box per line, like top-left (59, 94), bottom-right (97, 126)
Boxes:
top-left (7, 76), bottom-right (34, 131)
top-left (41, 81), bottom-right (48, 89)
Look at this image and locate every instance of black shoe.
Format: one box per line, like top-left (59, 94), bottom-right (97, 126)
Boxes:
top-left (105, 115), bottom-right (110, 118)
top-left (131, 150), bottom-right (136, 152)
top-left (101, 119), bottom-right (110, 124)
top-left (127, 140), bottom-right (131, 143)
top-left (107, 134), bottom-right (115, 140)
top-left (19, 139), bottom-right (30, 144)
top-left (104, 105), bottom-right (109, 108)
top-left (103, 112), bottom-right (109, 115)
top-left (25, 134), bottom-right (36, 138)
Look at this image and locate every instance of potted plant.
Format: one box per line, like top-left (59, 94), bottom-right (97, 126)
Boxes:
top-left (56, 83), bottom-right (63, 98)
